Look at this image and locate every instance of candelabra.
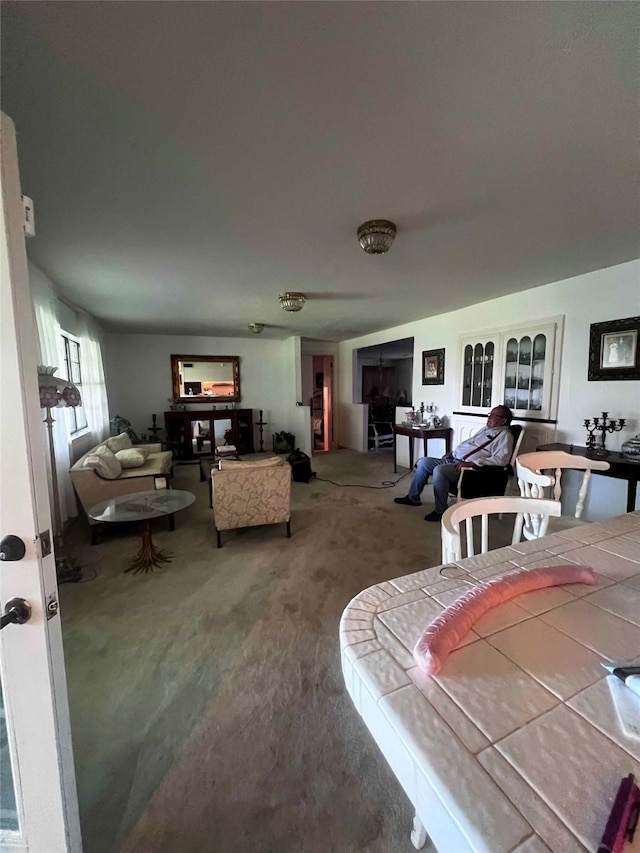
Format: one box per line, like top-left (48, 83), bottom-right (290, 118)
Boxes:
top-left (255, 410), bottom-right (268, 452)
top-left (148, 413), bottom-right (162, 438)
top-left (584, 412), bottom-right (626, 452)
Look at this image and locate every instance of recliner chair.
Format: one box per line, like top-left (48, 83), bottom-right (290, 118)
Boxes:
top-left (452, 424), bottom-right (524, 501)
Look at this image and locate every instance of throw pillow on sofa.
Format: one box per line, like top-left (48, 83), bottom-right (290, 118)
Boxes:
top-left (115, 447), bottom-right (149, 469)
top-left (83, 445), bottom-right (122, 479)
top-left (106, 432), bottom-right (133, 453)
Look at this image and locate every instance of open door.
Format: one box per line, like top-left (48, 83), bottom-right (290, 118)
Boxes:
top-left (1, 113), bottom-right (82, 851)
top-left (311, 355), bottom-right (334, 452)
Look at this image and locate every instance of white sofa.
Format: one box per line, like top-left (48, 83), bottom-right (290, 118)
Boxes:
top-left (70, 433), bottom-right (173, 543)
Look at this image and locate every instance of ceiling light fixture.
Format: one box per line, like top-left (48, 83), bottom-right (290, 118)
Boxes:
top-left (279, 292), bottom-right (306, 312)
top-left (358, 219), bottom-right (396, 254)
top-left (248, 323), bottom-right (264, 334)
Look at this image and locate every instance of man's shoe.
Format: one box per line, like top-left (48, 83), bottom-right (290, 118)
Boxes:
top-left (424, 510), bottom-right (442, 522)
top-left (394, 496), bottom-right (421, 506)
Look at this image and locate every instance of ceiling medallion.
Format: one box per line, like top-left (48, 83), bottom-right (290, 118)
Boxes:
top-left (248, 323), bottom-right (264, 334)
top-left (357, 219), bottom-right (396, 254)
top-left (279, 292), bottom-right (306, 312)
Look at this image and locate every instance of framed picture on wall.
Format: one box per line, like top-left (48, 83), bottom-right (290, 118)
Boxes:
top-left (588, 316), bottom-right (640, 381)
top-left (422, 348), bottom-right (445, 385)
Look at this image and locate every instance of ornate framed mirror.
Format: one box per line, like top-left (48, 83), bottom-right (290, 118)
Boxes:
top-left (171, 355), bottom-right (241, 403)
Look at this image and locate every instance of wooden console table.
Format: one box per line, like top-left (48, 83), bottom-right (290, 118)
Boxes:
top-left (164, 409), bottom-right (254, 460)
top-left (537, 442), bottom-right (639, 512)
top-left (393, 425), bottom-right (452, 473)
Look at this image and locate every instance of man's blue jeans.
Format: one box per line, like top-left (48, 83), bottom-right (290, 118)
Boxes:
top-left (407, 456), bottom-right (460, 515)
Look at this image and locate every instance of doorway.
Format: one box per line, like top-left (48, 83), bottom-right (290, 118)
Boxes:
top-left (355, 338), bottom-right (414, 451)
top-left (311, 355), bottom-right (333, 453)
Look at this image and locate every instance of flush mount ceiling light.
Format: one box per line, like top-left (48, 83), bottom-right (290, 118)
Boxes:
top-left (248, 323), bottom-right (264, 334)
top-left (279, 292), bottom-right (306, 312)
top-left (357, 219), bottom-right (396, 254)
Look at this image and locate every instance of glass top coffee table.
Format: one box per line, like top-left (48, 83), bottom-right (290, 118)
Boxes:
top-left (88, 489), bottom-right (195, 574)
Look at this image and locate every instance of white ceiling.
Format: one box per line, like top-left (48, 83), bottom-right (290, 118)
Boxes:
top-left (2, 2), bottom-right (638, 341)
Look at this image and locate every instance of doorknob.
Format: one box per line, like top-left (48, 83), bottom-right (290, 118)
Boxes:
top-left (1, 598), bottom-right (32, 630)
top-left (1, 535), bottom-right (26, 562)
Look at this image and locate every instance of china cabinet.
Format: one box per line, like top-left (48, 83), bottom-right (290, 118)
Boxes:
top-left (458, 317), bottom-right (562, 421)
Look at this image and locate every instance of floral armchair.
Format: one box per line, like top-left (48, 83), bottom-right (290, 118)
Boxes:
top-left (211, 456), bottom-right (292, 547)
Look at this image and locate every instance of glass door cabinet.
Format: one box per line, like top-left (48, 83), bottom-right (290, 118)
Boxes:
top-left (459, 319), bottom-right (560, 420)
top-left (462, 340), bottom-right (495, 408)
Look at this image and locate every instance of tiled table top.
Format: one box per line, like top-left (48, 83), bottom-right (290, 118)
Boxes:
top-left (340, 511), bottom-right (640, 853)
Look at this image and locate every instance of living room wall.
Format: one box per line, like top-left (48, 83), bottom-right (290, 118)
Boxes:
top-left (337, 260), bottom-right (639, 521)
top-left (104, 333), bottom-right (308, 454)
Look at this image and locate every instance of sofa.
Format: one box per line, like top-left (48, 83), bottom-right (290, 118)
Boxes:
top-left (211, 456), bottom-right (291, 548)
top-left (70, 433), bottom-right (173, 542)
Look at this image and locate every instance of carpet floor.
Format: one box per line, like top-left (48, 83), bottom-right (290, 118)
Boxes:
top-left (61, 450), bottom-right (451, 853)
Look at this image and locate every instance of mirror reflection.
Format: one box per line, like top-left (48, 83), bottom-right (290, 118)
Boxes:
top-left (171, 355), bottom-right (240, 403)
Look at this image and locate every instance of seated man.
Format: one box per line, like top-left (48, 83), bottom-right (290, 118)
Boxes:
top-left (394, 406), bottom-right (514, 522)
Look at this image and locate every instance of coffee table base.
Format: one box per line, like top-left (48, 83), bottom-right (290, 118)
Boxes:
top-left (124, 520), bottom-right (173, 574)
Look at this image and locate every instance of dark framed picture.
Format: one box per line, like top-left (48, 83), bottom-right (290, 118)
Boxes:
top-left (588, 316), bottom-right (640, 381)
top-left (422, 348), bottom-right (445, 385)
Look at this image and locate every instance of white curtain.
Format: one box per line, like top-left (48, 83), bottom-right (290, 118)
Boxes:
top-left (30, 265), bottom-right (110, 527)
top-left (76, 310), bottom-right (110, 444)
top-left (30, 266), bottom-right (76, 525)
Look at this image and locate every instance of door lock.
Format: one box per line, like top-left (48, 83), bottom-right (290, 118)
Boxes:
top-left (0, 535), bottom-right (26, 562)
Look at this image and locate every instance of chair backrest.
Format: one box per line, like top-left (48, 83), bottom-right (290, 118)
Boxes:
top-left (441, 495), bottom-right (562, 562)
top-left (508, 424), bottom-right (524, 469)
top-left (212, 457), bottom-right (291, 531)
top-left (516, 451), bottom-right (610, 519)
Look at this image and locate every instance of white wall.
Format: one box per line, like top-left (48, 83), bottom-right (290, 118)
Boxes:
top-left (338, 260), bottom-right (640, 520)
top-left (104, 333), bottom-right (308, 454)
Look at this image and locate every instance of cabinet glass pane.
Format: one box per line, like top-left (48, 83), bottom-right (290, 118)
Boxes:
top-left (472, 344), bottom-right (483, 406)
top-left (531, 333), bottom-right (546, 411)
top-left (504, 337), bottom-right (517, 409)
top-left (484, 342), bottom-right (494, 407)
top-left (462, 345), bottom-right (473, 406)
top-left (516, 336), bottom-right (532, 410)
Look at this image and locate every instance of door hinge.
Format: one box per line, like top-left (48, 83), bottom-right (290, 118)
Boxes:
top-left (22, 195), bottom-right (35, 237)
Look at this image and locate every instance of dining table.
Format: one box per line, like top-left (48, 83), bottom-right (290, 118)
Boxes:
top-left (340, 511), bottom-right (640, 852)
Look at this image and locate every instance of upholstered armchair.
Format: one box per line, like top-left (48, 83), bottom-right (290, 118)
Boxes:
top-left (211, 456), bottom-right (291, 547)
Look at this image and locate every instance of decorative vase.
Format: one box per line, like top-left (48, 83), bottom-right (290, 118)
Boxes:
top-left (621, 434), bottom-right (640, 463)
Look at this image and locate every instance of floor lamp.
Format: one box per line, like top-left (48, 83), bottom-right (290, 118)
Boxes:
top-left (37, 365), bottom-right (83, 584)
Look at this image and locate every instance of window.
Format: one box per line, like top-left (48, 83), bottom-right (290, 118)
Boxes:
top-left (61, 333), bottom-right (88, 433)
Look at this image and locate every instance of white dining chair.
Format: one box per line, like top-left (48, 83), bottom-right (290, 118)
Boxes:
top-left (516, 451), bottom-right (610, 519)
top-left (441, 495), bottom-right (562, 563)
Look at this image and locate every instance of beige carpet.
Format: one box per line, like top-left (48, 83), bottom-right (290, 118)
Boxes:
top-left (62, 450), bottom-right (448, 853)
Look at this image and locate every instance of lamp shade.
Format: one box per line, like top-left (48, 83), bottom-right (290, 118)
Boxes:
top-left (37, 366), bottom-right (82, 409)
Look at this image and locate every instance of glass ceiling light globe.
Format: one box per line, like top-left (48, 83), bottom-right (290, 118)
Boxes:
top-left (357, 220), bottom-right (396, 254)
top-left (279, 292), bottom-right (306, 312)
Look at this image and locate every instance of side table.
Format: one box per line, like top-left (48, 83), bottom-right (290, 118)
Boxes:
top-left (537, 442), bottom-right (639, 512)
top-left (88, 489), bottom-right (195, 573)
top-left (393, 425), bottom-right (453, 473)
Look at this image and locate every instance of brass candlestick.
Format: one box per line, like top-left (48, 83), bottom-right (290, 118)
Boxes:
top-left (255, 410), bottom-right (268, 452)
top-left (584, 412), bottom-right (626, 451)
